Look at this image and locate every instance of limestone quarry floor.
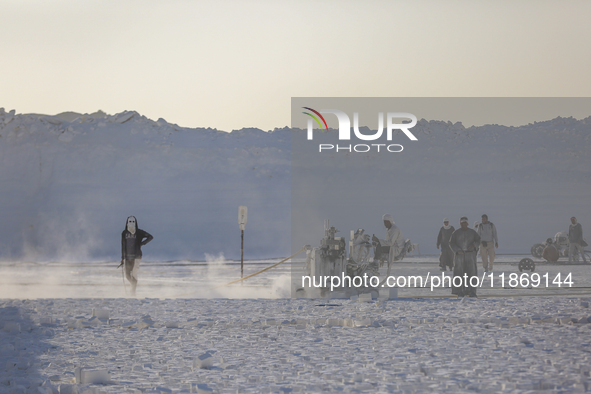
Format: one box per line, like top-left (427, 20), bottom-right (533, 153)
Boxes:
top-left (2, 296), bottom-right (591, 393)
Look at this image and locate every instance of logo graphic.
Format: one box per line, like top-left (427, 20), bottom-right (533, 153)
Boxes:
top-left (303, 107), bottom-right (418, 153)
top-left (302, 107), bottom-right (328, 131)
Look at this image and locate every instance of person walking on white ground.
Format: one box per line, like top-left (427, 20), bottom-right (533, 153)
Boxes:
top-left (119, 216), bottom-right (153, 296)
top-left (436, 218), bottom-right (455, 271)
top-left (450, 216), bottom-right (481, 298)
top-left (477, 214), bottom-right (498, 273)
top-left (568, 216), bottom-right (587, 263)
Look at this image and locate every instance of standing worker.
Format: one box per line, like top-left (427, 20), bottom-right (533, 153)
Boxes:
top-left (568, 217), bottom-right (587, 263)
top-left (372, 214), bottom-right (405, 264)
top-left (477, 214), bottom-right (498, 273)
top-left (436, 218), bottom-right (455, 271)
top-left (119, 216), bottom-right (153, 296)
top-left (449, 216), bottom-right (481, 298)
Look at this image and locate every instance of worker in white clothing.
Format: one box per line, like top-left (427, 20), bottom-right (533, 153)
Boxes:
top-left (476, 214), bottom-right (498, 272)
top-left (372, 214), bottom-right (406, 264)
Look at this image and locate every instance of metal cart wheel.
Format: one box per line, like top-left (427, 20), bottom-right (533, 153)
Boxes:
top-left (531, 244), bottom-right (544, 258)
top-left (518, 258), bottom-right (535, 272)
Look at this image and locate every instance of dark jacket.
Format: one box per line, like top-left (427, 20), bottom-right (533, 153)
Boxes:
top-left (121, 228), bottom-right (153, 260)
top-left (449, 228), bottom-right (481, 254)
top-left (437, 226), bottom-right (455, 248)
top-left (568, 223), bottom-right (583, 244)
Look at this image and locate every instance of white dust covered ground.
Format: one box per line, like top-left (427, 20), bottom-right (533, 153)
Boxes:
top-left (2, 258), bottom-right (591, 392)
top-left (2, 296), bottom-right (591, 393)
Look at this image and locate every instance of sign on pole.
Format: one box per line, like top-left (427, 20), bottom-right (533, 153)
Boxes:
top-left (239, 206), bottom-right (247, 231)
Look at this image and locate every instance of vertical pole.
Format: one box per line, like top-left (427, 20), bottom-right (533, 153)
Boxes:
top-left (238, 206), bottom-right (247, 284)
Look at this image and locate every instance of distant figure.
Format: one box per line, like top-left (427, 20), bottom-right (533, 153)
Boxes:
top-left (476, 214), bottom-right (498, 273)
top-left (568, 217), bottom-right (587, 263)
top-left (372, 214), bottom-right (405, 264)
top-left (436, 218), bottom-right (455, 271)
top-left (449, 216), bottom-right (481, 297)
top-left (120, 216), bottom-right (153, 296)
top-left (542, 238), bottom-right (559, 263)
top-left (473, 221), bottom-right (480, 260)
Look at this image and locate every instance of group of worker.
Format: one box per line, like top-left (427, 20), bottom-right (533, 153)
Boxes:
top-left (541, 217), bottom-right (588, 264)
top-left (372, 213), bottom-right (497, 297)
top-left (433, 215), bottom-right (586, 297)
top-left (434, 215), bottom-right (497, 297)
top-left (437, 214), bottom-right (498, 273)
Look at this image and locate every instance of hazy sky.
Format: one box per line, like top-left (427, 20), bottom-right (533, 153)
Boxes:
top-left (2, 0), bottom-right (590, 131)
